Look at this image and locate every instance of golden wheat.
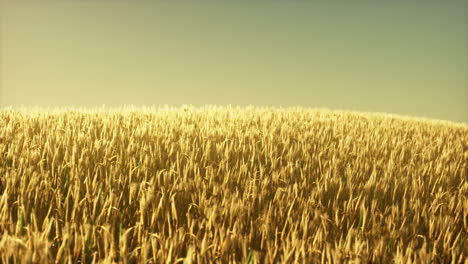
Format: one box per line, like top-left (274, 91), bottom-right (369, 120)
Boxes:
top-left (0, 106), bottom-right (466, 263)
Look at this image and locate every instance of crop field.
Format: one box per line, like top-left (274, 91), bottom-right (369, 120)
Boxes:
top-left (0, 106), bottom-right (467, 263)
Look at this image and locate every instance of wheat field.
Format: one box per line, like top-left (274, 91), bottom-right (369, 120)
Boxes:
top-left (0, 106), bottom-right (466, 263)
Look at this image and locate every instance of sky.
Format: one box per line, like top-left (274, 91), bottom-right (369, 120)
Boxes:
top-left (1, 0), bottom-right (467, 122)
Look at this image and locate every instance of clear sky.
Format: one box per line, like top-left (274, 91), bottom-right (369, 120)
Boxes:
top-left (1, 0), bottom-right (467, 122)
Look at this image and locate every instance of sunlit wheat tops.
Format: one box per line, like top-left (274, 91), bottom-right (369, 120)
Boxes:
top-left (0, 106), bottom-right (467, 263)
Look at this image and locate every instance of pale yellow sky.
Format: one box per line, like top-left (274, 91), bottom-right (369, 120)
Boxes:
top-left (1, 0), bottom-right (467, 122)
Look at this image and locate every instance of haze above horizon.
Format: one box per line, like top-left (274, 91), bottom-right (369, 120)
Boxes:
top-left (1, 0), bottom-right (467, 123)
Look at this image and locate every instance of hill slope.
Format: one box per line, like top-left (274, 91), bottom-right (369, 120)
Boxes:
top-left (0, 106), bottom-right (467, 263)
